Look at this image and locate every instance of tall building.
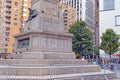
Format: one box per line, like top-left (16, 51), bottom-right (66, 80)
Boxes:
top-left (99, 0), bottom-right (120, 42)
top-left (94, 0), bottom-right (99, 46)
top-left (58, 2), bottom-right (76, 32)
top-left (60, 0), bottom-right (94, 27)
top-left (60, 0), bottom-right (99, 46)
top-left (0, 0), bottom-right (31, 57)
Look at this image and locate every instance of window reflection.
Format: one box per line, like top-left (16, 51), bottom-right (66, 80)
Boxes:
top-left (104, 0), bottom-right (115, 10)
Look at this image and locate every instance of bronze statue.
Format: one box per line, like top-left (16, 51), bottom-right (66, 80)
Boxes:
top-left (26, 8), bottom-right (37, 22)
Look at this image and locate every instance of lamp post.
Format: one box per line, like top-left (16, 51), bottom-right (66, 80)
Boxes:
top-left (103, 54), bottom-right (108, 80)
top-left (93, 51), bottom-right (94, 60)
top-left (0, 50), bottom-right (1, 58)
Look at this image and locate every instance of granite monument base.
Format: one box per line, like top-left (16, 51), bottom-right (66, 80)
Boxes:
top-left (12, 31), bottom-right (74, 59)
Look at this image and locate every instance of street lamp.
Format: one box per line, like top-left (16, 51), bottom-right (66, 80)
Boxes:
top-left (0, 50), bottom-right (2, 58)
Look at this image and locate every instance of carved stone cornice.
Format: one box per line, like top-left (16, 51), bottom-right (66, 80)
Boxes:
top-left (14, 30), bottom-right (73, 39)
top-left (31, 0), bottom-right (58, 4)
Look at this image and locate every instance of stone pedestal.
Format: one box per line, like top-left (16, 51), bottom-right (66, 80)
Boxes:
top-left (13, 30), bottom-right (75, 59)
top-left (12, 0), bottom-right (74, 59)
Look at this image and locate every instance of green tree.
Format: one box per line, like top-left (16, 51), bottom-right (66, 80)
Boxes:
top-left (93, 45), bottom-right (99, 58)
top-left (99, 29), bottom-right (120, 57)
top-left (68, 21), bottom-right (93, 57)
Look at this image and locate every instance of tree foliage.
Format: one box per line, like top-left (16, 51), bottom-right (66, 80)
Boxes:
top-left (68, 21), bottom-right (93, 55)
top-left (99, 29), bottom-right (120, 57)
top-left (93, 45), bottom-right (99, 58)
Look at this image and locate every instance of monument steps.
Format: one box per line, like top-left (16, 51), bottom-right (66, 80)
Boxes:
top-left (0, 59), bottom-right (88, 65)
top-left (0, 59), bottom-right (117, 79)
top-left (0, 64), bottom-right (101, 75)
top-left (0, 70), bottom-right (116, 80)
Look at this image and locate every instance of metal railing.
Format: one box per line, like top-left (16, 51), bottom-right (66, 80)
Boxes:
top-left (99, 63), bottom-right (120, 79)
top-left (0, 63), bottom-right (117, 80)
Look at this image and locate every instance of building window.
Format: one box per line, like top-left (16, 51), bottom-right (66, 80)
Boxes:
top-left (14, 8), bottom-right (18, 11)
top-left (103, 0), bottom-right (115, 10)
top-left (12, 44), bottom-right (14, 47)
top-left (5, 32), bottom-right (10, 36)
top-left (5, 37), bottom-right (9, 41)
top-left (14, 22), bottom-right (18, 26)
top-left (24, 0), bottom-right (28, 1)
top-left (14, 2), bottom-right (18, 6)
top-left (4, 48), bottom-right (8, 53)
top-left (5, 22), bottom-right (10, 24)
top-left (4, 44), bottom-right (8, 46)
top-left (23, 4), bottom-right (28, 6)
top-left (14, 12), bottom-right (18, 16)
top-left (6, 27), bottom-right (10, 31)
top-left (14, 18), bottom-right (18, 21)
top-left (23, 8), bottom-right (27, 12)
top-left (115, 15), bottom-right (120, 26)
top-left (23, 14), bottom-right (27, 16)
